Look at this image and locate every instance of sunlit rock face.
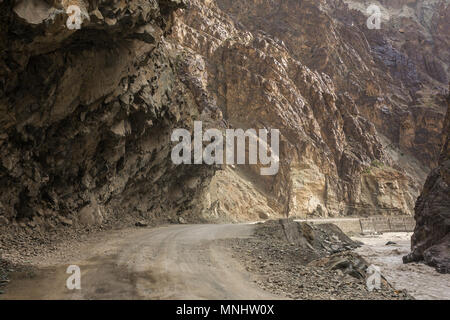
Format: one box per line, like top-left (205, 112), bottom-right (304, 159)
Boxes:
top-left (0, 0), bottom-right (220, 229)
top-left (170, 0), bottom-right (448, 218)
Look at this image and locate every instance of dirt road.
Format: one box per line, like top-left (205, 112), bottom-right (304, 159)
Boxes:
top-left (1, 224), bottom-right (284, 300)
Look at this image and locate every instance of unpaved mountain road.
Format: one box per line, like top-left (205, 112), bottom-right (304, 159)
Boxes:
top-left (1, 224), bottom-right (284, 300)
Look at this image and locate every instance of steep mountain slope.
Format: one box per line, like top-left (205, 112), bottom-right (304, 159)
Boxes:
top-left (170, 0), bottom-right (448, 218)
top-left (0, 0), bottom-right (448, 234)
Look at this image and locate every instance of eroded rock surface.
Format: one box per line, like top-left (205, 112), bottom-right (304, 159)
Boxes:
top-left (0, 0), bottom-right (448, 233)
top-left (0, 0), bottom-right (220, 231)
top-left (170, 0), bottom-right (448, 218)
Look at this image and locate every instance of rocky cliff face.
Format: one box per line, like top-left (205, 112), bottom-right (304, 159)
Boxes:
top-left (170, 0), bottom-right (448, 219)
top-left (0, 0), bottom-right (220, 230)
top-left (0, 0), bottom-right (448, 231)
top-left (404, 97), bottom-right (450, 273)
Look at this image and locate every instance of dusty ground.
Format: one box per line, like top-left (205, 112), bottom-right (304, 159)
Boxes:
top-left (353, 233), bottom-right (450, 300)
top-left (0, 217), bottom-right (135, 295)
top-left (0, 220), bottom-right (417, 300)
top-left (0, 224), bottom-right (284, 299)
top-left (0, 211), bottom-right (207, 296)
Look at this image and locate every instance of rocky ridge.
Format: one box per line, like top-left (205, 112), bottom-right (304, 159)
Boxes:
top-left (170, 0), bottom-right (449, 219)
